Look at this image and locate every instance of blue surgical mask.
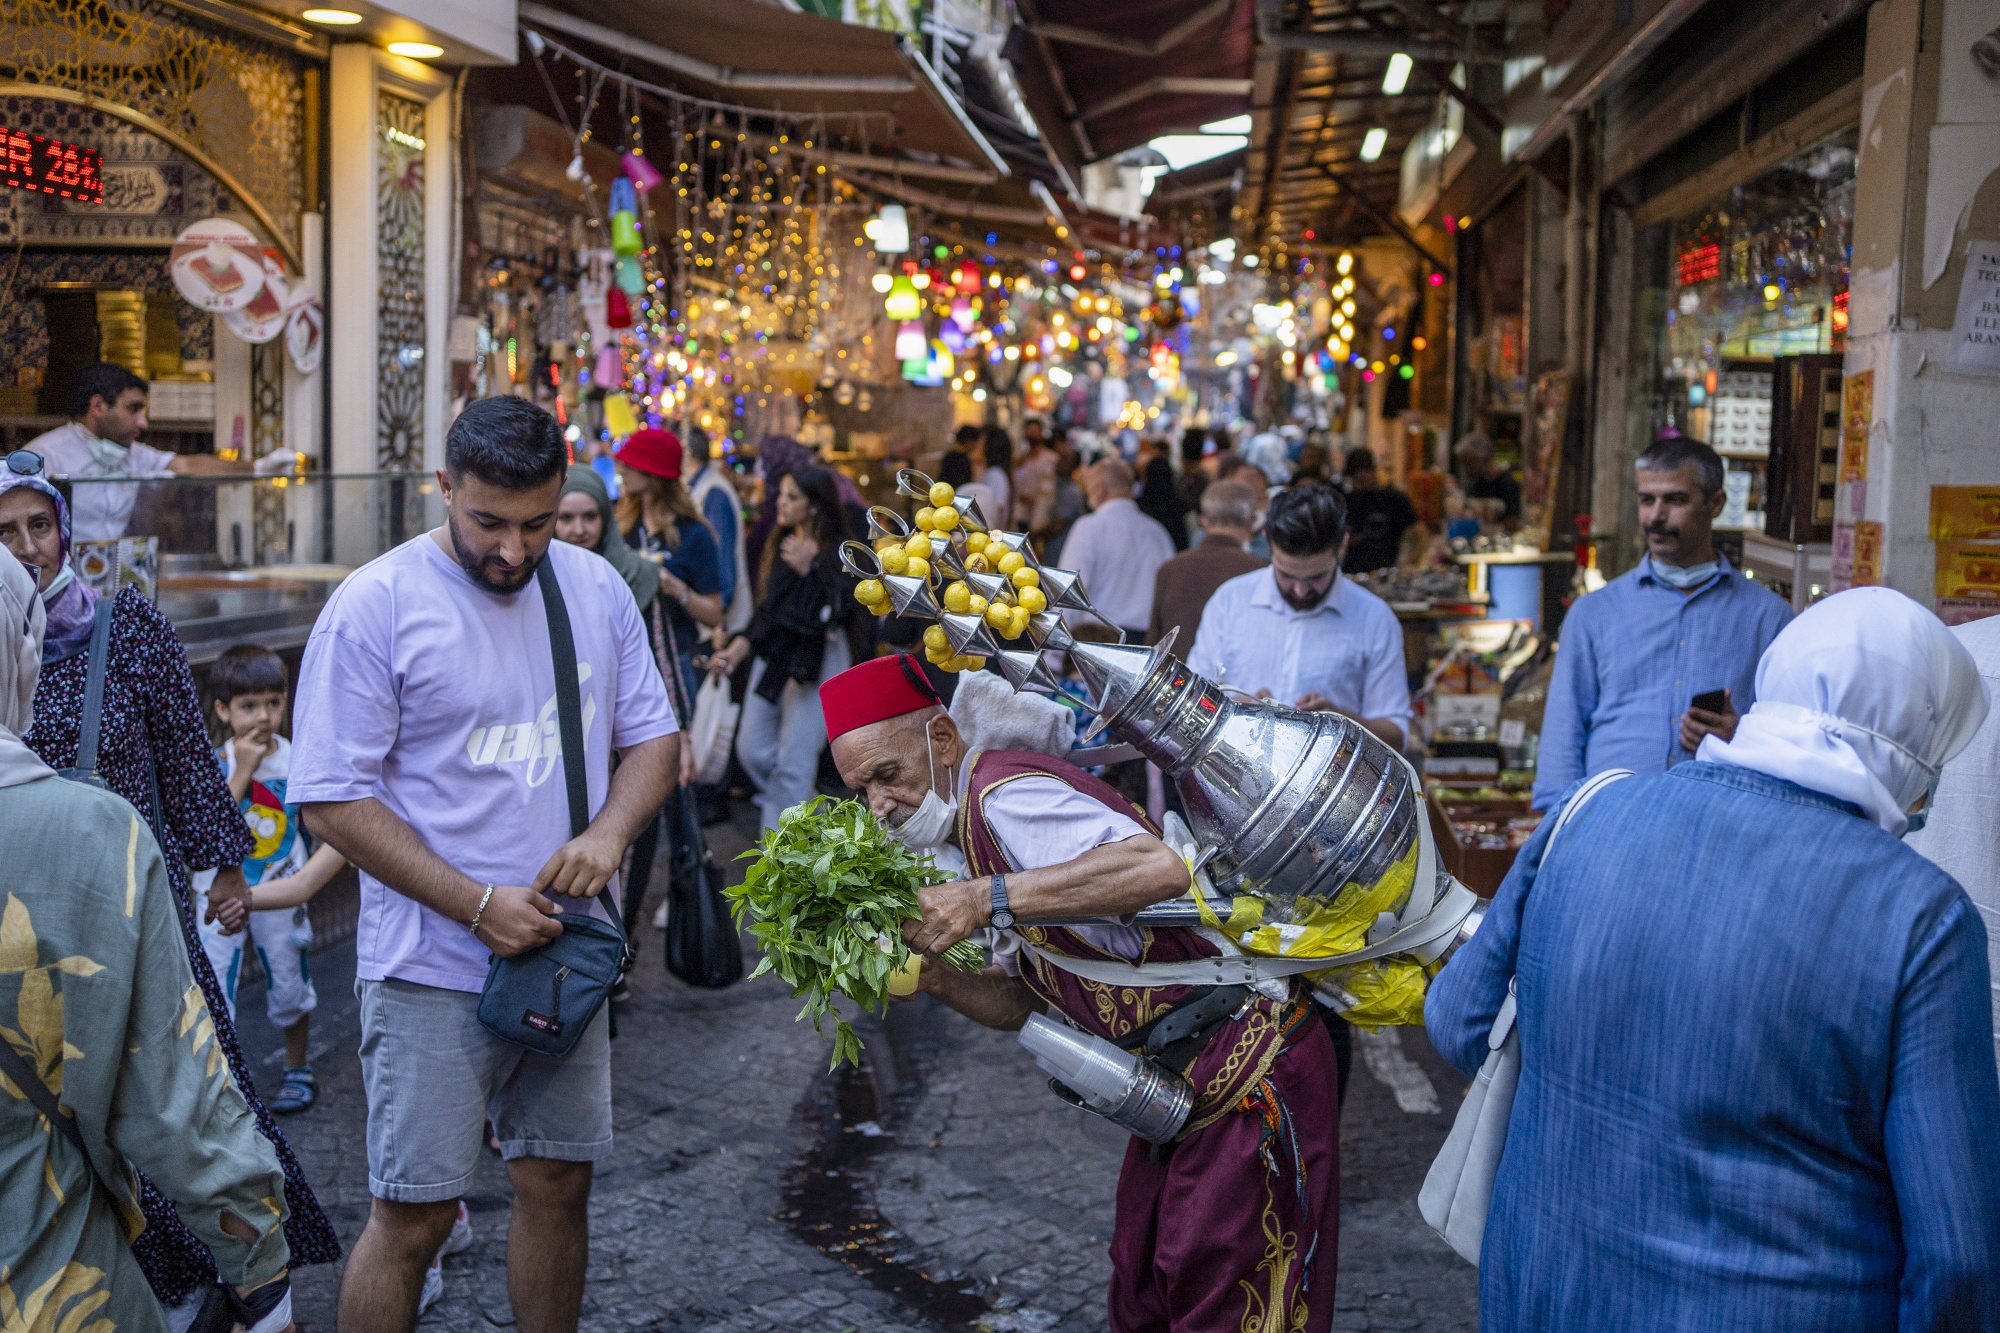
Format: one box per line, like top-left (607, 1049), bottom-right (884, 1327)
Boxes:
top-left (1650, 557), bottom-right (1719, 590)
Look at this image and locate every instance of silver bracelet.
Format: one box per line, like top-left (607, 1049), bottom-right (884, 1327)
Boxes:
top-left (468, 883), bottom-right (496, 936)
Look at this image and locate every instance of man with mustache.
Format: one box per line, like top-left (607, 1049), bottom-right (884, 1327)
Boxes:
top-left (1532, 436), bottom-right (1792, 810)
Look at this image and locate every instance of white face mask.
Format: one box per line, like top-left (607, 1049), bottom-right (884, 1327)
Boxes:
top-left (1650, 557), bottom-right (1719, 590)
top-left (887, 726), bottom-right (957, 851)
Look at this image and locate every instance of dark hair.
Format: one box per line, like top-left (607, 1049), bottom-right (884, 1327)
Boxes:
top-left (1636, 435), bottom-right (1726, 498)
top-left (1180, 428), bottom-right (1208, 465)
top-left (67, 362), bottom-right (147, 418)
top-left (1266, 483), bottom-right (1348, 557)
top-left (445, 396), bottom-right (566, 490)
top-left (936, 449), bottom-right (974, 487)
top-left (954, 424), bottom-right (983, 448)
top-left (684, 423), bottom-right (712, 463)
top-left (981, 426), bottom-right (1014, 474)
top-left (758, 464), bottom-right (849, 598)
top-left (1343, 447), bottom-right (1378, 478)
top-left (206, 643), bottom-right (287, 741)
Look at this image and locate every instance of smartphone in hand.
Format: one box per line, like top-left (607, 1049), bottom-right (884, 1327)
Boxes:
top-left (1691, 688), bottom-right (1728, 714)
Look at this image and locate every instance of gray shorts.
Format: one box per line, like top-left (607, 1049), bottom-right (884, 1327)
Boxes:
top-left (356, 977), bottom-right (612, 1203)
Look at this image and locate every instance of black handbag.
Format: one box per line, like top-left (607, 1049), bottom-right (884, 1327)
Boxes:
top-left (662, 784), bottom-right (743, 989)
top-left (475, 560), bottom-right (633, 1057)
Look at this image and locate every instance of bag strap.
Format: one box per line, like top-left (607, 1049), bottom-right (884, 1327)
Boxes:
top-left (72, 596), bottom-right (116, 782)
top-left (0, 1034), bottom-right (123, 1206)
top-left (1487, 767), bottom-right (1633, 1047)
top-left (536, 560), bottom-right (625, 945)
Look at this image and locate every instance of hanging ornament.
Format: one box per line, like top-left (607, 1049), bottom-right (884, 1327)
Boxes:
top-left (621, 151), bottom-right (663, 192)
top-left (608, 177), bottom-right (636, 216)
top-left (863, 203), bottom-right (909, 254)
top-left (615, 254), bottom-right (644, 294)
top-left (606, 286), bottom-right (632, 329)
top-left (884, 274), bottom-right (921, 321)
top-left (894, 320), bottom-right (926, 361)
top-left (602, 393), bottom-right (638, 437)
top-left (565, 154), bottom-right (587, 182)
top-left (954, 261), bottom-right (980, 294)
top-left (594, 343), bottom-right (623, 389)
top-left (610, 210), bottom-right (642, 255)
top-left (950, 296), bottom-right (974, 333)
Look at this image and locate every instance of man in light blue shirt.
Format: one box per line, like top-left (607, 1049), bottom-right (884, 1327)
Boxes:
top-left (1187, 483), bottom-right (1412, 749)
top-left (1533, 437), bottom-right (1791, 809)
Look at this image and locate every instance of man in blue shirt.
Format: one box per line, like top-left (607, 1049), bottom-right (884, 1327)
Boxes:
top-left (1533, 437), bottom-right (1791, 809)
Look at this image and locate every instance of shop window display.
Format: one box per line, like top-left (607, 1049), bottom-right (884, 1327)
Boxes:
top-left (1628, 130), bottom-right (1856, 534)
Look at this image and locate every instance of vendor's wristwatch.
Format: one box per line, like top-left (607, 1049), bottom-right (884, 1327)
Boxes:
top-left (988, 873), bottom-right (1015, 930)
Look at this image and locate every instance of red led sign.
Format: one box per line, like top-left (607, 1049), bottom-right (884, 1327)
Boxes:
top-left (0, 128), bottom-right (102, 204)
top-left (1677, 241), bottom-right (1720, 287)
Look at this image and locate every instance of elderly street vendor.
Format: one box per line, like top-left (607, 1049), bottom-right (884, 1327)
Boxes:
top-left (822, 653), bottom-right (1342, 1333)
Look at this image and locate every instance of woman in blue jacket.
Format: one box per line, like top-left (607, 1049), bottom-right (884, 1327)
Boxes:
top-left (1429, 586), bottom-right (2000, 1332)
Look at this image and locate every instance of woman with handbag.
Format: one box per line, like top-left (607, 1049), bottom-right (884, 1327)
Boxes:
top-left (1425, 588), bottom-right (2000, 1330)
top-left (0, 454), bottom-right (339, 1306)
top-left (704, 466), bottom-right (862, 832)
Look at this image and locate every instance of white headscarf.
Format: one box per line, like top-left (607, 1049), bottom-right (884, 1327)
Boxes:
top-left (1698, 587), bottom-right (1989, 835)
top-left (0, 544), bottom-right (54, 788)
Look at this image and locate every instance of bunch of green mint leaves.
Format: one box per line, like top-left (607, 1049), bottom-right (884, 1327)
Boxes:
top-left (730, 795), bottom-right (987, 1068)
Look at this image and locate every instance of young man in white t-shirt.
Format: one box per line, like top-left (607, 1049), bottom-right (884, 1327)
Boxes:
top-left (290, 396), bottom-right (678, 1333)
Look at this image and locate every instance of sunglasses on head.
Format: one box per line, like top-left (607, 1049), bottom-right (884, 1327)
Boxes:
top-left (4, 450), bottom-right (44, 477)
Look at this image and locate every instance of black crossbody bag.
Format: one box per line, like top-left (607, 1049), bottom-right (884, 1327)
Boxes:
top-left (476, 559), bottom-right (633, 1057)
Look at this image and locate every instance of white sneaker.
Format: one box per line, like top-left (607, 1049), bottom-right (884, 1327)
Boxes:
top-left (417, 1259), bottom-right (445, 1316)
top-left (441, 1201), bottom-right (473, 1257)
top-left (652, 901), bottom-right (669, 929)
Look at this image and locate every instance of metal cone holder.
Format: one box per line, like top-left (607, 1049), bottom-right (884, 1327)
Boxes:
top-left (837, 539), bottom-right (882, 581)
top-left (994, 647), bottom-right (1071, 694)
top-left (939, 611), bottom-right (1002, 659)
top-left (953, 493), bottom-right (989, 532)
top-left (983, 529), bottom-right (1042, 570)
top-left (882, 573), bottom-right (939, 618)
top-left (933, 541), bottom-right (970, 582)
top-left (1023, 611), bottom-right (1075, 652)
top-left (866, 506), bottom-right (912, 542)
top-left (895, 467), bottom-right (935, 501)
top-left (963, 570), bottom-right (1014, 607)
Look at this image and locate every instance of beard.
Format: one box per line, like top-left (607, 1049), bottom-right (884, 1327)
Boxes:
top-left (446, 509), bottom-right (542, 593)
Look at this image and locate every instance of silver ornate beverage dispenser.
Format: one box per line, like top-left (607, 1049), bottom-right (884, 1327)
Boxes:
top-left (844, 471), bottom-right (1481, 1025)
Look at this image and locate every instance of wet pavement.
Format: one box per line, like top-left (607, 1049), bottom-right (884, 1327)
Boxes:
top-left (234, 807), bottom-right (1479, 1332)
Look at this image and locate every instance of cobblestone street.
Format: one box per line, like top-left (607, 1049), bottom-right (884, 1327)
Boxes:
top-left (235, 810), bottom-right (1478, 1333)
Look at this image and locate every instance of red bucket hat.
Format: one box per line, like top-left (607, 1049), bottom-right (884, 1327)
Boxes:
top-left (616, 427), bottom-right (683, 479)
top-left (821, 654), bottom-right (942, 742)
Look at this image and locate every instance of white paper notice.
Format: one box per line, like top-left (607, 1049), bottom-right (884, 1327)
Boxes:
top-left (1948, 240), bottom-right (2000, 376)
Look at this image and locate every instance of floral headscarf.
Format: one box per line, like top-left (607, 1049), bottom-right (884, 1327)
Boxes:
top-left (0, 465), bottom-right (98, 663)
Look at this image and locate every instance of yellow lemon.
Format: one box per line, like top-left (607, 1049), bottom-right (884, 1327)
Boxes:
top-left (1008, 606), bottom-right (1032, 640)
top-left (942, 580), bottom-right (971, 614)
top-left (966, 594), bottom-right (990, 617)
top-left (905, 556), bottom-right (930, 581)
top-left (1016, 585), bottom-right (1048, 614)
top-left (922, 624), bottom-right (950, 653)
top-left (887, 952), bottom-right (923, 997)
top-left (871, 600), bottom-right (893, 617)
top-left (929, 482), bottom-right (956, 508)
top-left (930, 505), bottom-right (960, 532)
top-left (965, 553), bottom-right (991, 574)
top-left (877, 545), bottom-right (908, 575)
top-left (913, 506), bottom-right (937, 531)
top-left (926, 645), bottom-right (953, 666)
top-left (961, 655), bottom-right (986, 671)
top-left (874, 534), bottom-right (903, 554)
top-left (964, 531), bottom-right (989, 554)
top-left (904, 535), bottom-right (935, 560)
top-left (855, 578), bottom-right (887, 605)
top-left (1010, 566), bottom-right (1040, 590)
top-left (985, 602), bottom-right (1012, 630)
top-left (996, 550), bottom-right (1025, 577)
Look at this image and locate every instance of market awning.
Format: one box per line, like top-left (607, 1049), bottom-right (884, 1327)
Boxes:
top-left (517, 0), bottom-right (1007, 179)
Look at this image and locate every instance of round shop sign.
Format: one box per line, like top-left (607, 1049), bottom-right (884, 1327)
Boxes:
top-left (170, 217), bottom-right (267, 312)
top-left (285, 295), bottom-right (323, 375)
top-left (220, 254), bottom-right (290, 344)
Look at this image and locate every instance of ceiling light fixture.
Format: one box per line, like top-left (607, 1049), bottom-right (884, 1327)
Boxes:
top-left (387, 40), bottom-right (443, 58)
top-left (302, 8), bottom-right (362, 22)
top-left (1359, 127), bottom-right (1388, 162)
top-left (1382, 53), bottom-right (1413, 96)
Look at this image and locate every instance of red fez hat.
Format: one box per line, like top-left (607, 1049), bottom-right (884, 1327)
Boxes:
top-left (616, 427), bottom-right (683, 479)
top-left (821, 654), bottom-right (941, 743)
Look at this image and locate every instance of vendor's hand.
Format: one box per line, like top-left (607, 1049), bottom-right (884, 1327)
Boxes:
top-left (473, 883), bottom-right (564, 957)
top-left (532, 829), bottom-right (624, 898)
top-left (779, 532), bottom-right (818, 576)
top-left (1254, 688), bottom-right (1274, 700)
top-left (902, 878), bottom-right (989, 956)
top-left (206, 865), bottom-right (250, 935)
top-left (1294, 691), bottom-right (1337, 712)
top-left (1679, 689), bottom-right (1738, 752)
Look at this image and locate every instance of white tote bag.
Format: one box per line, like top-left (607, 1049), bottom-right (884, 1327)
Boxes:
top-left (687, 672), bottom-right (740, 786)
top-left (1419, 767), bottom-right (1632, 1264)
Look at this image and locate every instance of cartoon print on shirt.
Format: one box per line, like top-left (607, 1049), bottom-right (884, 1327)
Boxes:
top-left (461, 661), bottom-right (598, 787)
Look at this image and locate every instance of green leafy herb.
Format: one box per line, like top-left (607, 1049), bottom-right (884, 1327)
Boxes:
top-left (729, 796), bottom-right (987, 1068)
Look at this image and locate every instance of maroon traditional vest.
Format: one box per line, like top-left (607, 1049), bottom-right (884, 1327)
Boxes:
top-left (955, 749), bottom-right (1307, 1137)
